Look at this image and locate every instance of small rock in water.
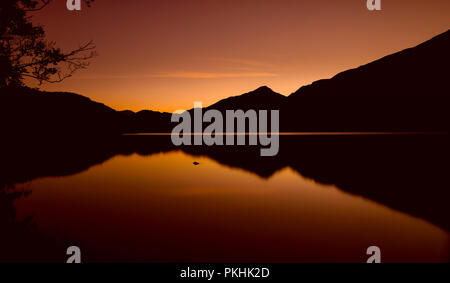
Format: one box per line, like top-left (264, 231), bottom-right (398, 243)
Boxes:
top-left (193, 162), bottom-right (200, 165)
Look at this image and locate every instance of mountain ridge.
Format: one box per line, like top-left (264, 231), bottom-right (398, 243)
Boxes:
top-left (205, 85), bottom-right (286, 111)
top-left (1, 29), bottom-right (449, 134)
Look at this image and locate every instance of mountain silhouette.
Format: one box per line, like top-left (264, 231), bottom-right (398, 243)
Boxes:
top-left (283, 30), bottom-right (449, 131)
top-left (0, 87), bottom-right (172, 135)
top-left (1, 30), bottom-right (449, 134)
top-left (206, 86), bottom-right (286, 111)
top-left (117, 109), bottom-right (172, 133)
top-left (0, 86), bottom-right (120, 136)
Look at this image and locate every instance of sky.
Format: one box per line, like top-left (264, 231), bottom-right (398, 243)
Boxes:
top-left (31, 0), bottom-right (450, 112)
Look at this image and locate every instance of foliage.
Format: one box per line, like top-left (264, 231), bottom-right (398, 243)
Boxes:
top-left (0, 0), bottom-right (96, 87)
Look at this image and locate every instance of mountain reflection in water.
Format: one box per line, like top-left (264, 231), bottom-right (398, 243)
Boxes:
top-left (1, 135), bottom-right (448, 262)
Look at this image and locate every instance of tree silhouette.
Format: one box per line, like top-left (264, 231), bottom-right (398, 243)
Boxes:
top-left (0, 0), bottom-right (96, 87)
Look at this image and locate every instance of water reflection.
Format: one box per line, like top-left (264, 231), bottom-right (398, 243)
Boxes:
top-left (1, 135), bottom-right (449, 262)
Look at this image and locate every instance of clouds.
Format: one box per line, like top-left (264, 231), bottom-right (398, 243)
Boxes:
top-left (73, 56), bottom-right (279, 80)
top-left (161, 72), bottom-right (279, 79)
top-left (73, 72), bottom-right (279, 80)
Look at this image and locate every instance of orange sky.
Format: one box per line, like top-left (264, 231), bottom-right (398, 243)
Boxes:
top-left (31, 0), bottom-right (450, 112)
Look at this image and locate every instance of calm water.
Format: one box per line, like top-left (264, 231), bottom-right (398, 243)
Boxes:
top-left (9, 139), bottom-right (449, 262)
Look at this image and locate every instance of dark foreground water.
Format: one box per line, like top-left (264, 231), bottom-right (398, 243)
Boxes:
top-left (1, 135), bottom-right (448, 262)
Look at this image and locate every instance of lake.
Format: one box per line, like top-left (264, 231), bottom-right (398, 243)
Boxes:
top-left (1, 135), bottom-right (449, 262)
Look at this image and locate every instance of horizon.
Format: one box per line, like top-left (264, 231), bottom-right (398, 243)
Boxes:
top-left (26, 0), bottom-right (450, 112)
top-left (27, 28), bottom-right (450, 114)
top-left (29, 28), bottom-right (449, 114)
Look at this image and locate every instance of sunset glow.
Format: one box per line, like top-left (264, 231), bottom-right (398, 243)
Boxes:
top-left (30, 0), bottom-right (450, 112)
